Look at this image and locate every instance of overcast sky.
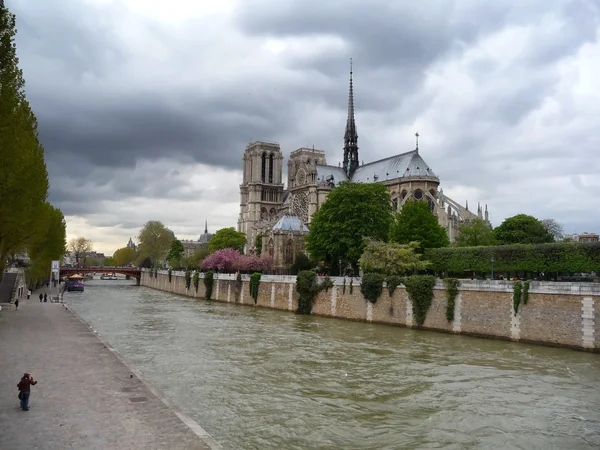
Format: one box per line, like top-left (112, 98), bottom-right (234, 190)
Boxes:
top-left (9, 0), bottom-right (600, 255)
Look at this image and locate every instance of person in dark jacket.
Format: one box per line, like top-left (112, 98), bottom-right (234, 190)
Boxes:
top-left (14, 298), bottom-right (19, 311)
top-left (43, 293), bottom-right (47, 302)
top-left (39, 293), bottom-right (43, 302)
top-left (17, 373), bottom-right (37, 411)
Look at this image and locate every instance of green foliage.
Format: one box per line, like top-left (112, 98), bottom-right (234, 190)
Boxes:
top-left (455, 219), bottom-right (497, 247)
top-left (296, 270), bottom-right (333, 314)
top-left (113, 247), bottom-right (136, 266)
top-left (390, 200), bottom-right (450, 250)
top-left (349, 278), bottom-right (353, 294)
top-left (425, 242), bottom-right (600, 273)
top-left (386, 275), bottom-right (404, 296)
top-left (359, 239), bottom-right (431, 276)
top-left (305, 182), bottom-right (393, 269)
top-left (179, 247), bottom-right (209, 270)
top-left (184, 270), bottom-right (191, 289)
top-left (167, 239), bottom-right (184, 262)
top-left (290, 253), bottom-right (313, 275)
top-left (443, 278), bottom-right (460, 321)
top-left (193, 272), bottom-right (199, 292)
top-left (0, 4), bottom-right (52, 278)
top-left (360, 273), bottom-right (384, 303)
top-left (403, 275), bottom-right (436, 326)
top-left (203, 271), bottom-right (214, 300)
top-left (154, 269), bottom-right (158, 278)
top-left (234, 272), bottom-right (242, 301)
top-left (168, 268), bottom-right (172, 283)
top-left (513, 281), bottom-right (522, 314)
top-left (494, 214), bottom-right (554, 245)
top-left (103, 256), bottom-right (115, 266)
top-left (342, 278), bottom-right (346, 294)
top-left (249, 272), bottom-right (261, 304)
top-left (137, 221), bottom-right (174, 266)
top-left (209, 227), bottom-right (246, 254)
top-left (522, 280), bottom-right (529, 305)
top-left (255, 233), bottom-right (262, 256)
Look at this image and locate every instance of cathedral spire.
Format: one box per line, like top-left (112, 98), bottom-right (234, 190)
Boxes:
top-left (343, 59), bottom-right (359, 179)
top-left (204, 219), bottom-right (208, 234)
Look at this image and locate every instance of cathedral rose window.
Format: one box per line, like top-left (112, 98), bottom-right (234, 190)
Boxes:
top-left (414, 189), bottom-right (423, 200)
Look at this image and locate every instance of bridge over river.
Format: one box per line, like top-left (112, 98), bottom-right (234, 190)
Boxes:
top-left (64, 279), bottom-right (600, 449)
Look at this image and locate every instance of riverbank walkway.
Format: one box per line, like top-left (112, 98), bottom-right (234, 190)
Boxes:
top-left (0, 291), bottom-right (217, 450)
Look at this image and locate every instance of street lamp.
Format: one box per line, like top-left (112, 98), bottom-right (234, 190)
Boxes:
top-left (491, 255), bottom-right (495, 280)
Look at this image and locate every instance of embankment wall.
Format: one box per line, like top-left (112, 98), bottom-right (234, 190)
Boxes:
top-left (140, 271), bottom-right (599, 352)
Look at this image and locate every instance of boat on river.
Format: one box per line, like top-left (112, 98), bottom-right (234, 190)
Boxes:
top-left (66, 274), bottom-right (85, 292)
top-left (100, 273), bottom-right (118, 280)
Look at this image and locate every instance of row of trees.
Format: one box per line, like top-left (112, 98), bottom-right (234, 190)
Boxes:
top-left (0, 4), bottom-right (66, 282)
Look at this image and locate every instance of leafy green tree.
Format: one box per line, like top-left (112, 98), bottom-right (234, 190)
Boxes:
top-left (290, 253), bottom-right (313, 275)
top-left (112, 247), bottom-right (136, 266)
top-left (494, 214), bottom-right (554, 245)
top-left (167, 239), bottom-right (184, 262)
top-left (103, 256), bottom-right (115, 266)
top-left (390, 200), bottom-right (449, 250)
top-left (208, 227), bottom-right (246, 253)
top-left (68, 237), bottom-right (93, 264)
top-left (179, 247), bottom-right (209, 269)
top-left (455, 218), bottom-right (497, 247)
top-left (305, 182), bottom-right (393, 271)
top-left (137, 220), bottom-right (174, 267)
top-left (26, 202), bottom-right (66, 283)
top-left (0, 3), bottom-right (50, 278)
top-left (255, 233), bottom-right (263, 255)
top-left (359, 239), bottom-right (430, 277)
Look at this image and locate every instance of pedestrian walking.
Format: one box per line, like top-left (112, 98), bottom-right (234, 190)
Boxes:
top-left (43, 293), bottom-right (47, 302)
top-left (14, 298), bottom-right (19, 311)
top-left (27, 289), bottom-right (31, 299)
top-left (17, 373), bottom-right (37, 411)
top-left (39, 293), bottom-right (43, 302)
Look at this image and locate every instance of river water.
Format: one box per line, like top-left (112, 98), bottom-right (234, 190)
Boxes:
top-left (65, 279), bottom-right (600, 449)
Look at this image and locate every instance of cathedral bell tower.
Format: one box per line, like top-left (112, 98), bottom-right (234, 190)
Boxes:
top-left (343, 60), bottom-right (359, 179)
top-left (238, 142), bottom-right (284, 253)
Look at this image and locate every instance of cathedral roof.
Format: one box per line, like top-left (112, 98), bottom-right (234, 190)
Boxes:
top-left (272, 215), bottom-right (309, 232)
top-left (351, 150), bottom-right (438, 183)
top-left (316, 165), bottom-right (347, 186)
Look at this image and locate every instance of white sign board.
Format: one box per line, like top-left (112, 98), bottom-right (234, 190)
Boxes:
top-left (51, 260), bottom-right (60, 272)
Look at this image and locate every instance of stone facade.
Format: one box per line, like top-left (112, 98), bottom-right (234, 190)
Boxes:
top-left (237, 70), bottom-right (490, 265)
top-left (142, 270), bottom-right (599, 352)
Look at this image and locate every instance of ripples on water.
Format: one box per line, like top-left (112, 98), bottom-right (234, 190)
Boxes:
top-left (67, 280), bottom-right (600, 449)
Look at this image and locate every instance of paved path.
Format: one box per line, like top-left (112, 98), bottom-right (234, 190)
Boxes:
top-left (0, 298), bottom-right (218, 450)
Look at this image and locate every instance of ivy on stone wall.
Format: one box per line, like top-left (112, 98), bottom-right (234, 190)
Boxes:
top-left (168, 268), bottom-right (172, 283)
top-left (154, 269), bottom-right (158, 279)
top-left (403, 275), bottom-right (436, 326)
top-left (296, 270), bottom-right (333, 314)
top-left (386, 275), bottom-right (404, 297)
top-left (193, 272), bottom-right (199, 292)
top-left (234, 272), bottom-right (242, 302)
top-left (360, 273), bottom-right (384, 303)
top-left (349, 279), bottom-right (353, 294)
top-left (184, 270), bottom-right (192, 290)
top-left (513, 281), bottom-right (522, 314)
top-left (249, 272), bottom-right (261, 304)
top-left (342, 278), bottom-right (346, 295)
top-left (443, 278), bottom-right (460, 321)
top-left (425, 242), bottom-right (600, 273)
top-left (204, 271), bottom-right (214, 300)
top-left (523, 280), bottom-right (530, 305)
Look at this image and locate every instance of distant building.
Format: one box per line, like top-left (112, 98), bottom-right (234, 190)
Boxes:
top-left (180, 220), bottom-right (214, 258)
top-left (565, 232), bottom-right (599, 243)
top-left (126, 237), bottom-right (137, 252)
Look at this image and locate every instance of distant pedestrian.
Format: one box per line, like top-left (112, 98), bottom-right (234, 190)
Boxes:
top-left (39, 293), bottom-right (43, 302)
top-left (43, 293), bottom-right (47, 302)
top-left (17, 372), bottom-right (37, 411)
top-left (14, 299), bottom-right (19, 311)
top-left (27, 289), bottom-right (31, 299)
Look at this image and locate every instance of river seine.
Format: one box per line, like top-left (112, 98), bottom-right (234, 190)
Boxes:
top-left (65, 279), bottom-right (600, 449)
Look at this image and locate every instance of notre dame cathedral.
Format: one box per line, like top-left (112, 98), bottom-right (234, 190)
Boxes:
top-left (238, 67), bottom-right (490, 269)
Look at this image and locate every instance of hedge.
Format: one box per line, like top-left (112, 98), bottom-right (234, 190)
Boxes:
top-left (424, 242), bottom-right (600, 273)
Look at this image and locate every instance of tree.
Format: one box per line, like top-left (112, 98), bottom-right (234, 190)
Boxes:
top-left (455, 218), bottom-right (497, 247)
top-left (112, 247), bottom-right (136, 266)
top-left (290, 254), bottom-right (313, 275)
top-left (494, 214), bottom-right (554, 245)
top-left (255, 233), bottom-right (263, 255)
top-left (68, 237), bottom-right (93, 265)
top-left (137, 220), bottom-right (173, 267)
top-left (103, 256), bottom-right (115, 266)
top-left (208, 227), bottom-right (246, 254)
top-left (306, 182), bottom-right (393, 271)
top-left (178, 247), bottom-right (209, 270)
top-left (201, 248), bottom-right (240, 272)
top-left (167, 239), bottom-right (184, 262)
top-left (359, 239), bottom-right (431, 277)
top-left (541, 218), bottom-right (564, 242)
top-left (0, 3), bottom-right (50, 278)
top-left (390, 200), bottom-right (449, 250)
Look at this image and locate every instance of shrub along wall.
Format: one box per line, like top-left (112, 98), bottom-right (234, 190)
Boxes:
top-left (424, 242), bottom-right (600, 273)
top-left (140, 270), bottom-right (600, 352)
